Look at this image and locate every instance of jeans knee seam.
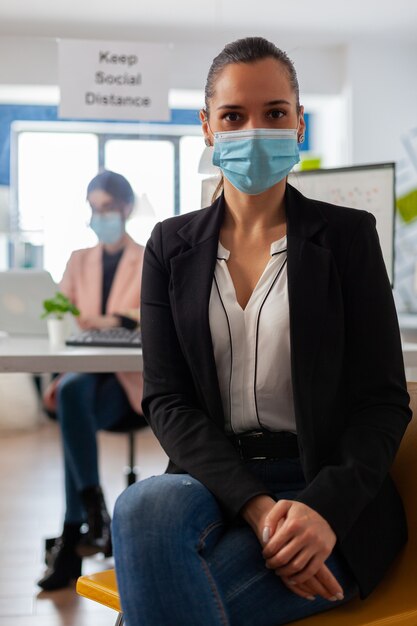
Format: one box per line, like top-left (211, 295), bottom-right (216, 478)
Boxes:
top-left (225, 569), bottom-right (270, 603)
top-left (198, 521), bottom-right (223, 549)
top-left (198, 554), bottom-right (229, 626)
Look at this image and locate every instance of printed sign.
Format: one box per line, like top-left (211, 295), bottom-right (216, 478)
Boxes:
top-left (59, 39), bottom-right (170, 121)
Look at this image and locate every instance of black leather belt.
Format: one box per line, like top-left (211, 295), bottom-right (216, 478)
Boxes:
top-left (229, 430), bottom-right (299, 461)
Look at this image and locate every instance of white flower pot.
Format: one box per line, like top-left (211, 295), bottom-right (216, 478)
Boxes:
top-left (47, 317), bottom-right (70, 349)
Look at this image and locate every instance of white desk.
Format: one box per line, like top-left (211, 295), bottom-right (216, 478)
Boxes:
top-left (0, 336), bottom-right (142, 373)
top-left (1, 334), bottom-right (416, 375)
top-left (402, 342), bottom-right (417, 370)
top-left (399, 314), bottom-right (417, 347)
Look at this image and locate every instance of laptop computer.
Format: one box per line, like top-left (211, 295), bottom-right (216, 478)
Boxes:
top-left (0, 269), bottom-right (57, 336)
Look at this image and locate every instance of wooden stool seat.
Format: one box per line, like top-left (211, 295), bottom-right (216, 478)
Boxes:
top-left (77, 569), bottom-right (121, 613)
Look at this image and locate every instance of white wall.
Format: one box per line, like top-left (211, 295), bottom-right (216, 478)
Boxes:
top-left (345, 41), bottom-right (417, 312)
top-left (347, 41), bottom-right (417, 167)
top-left (0, 36), bottom-right (346, 96)
top-left (0, 37), bottom-right (57, 85)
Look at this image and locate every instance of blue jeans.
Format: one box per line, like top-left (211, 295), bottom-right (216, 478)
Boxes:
top-left (56, 373), bottom-right (132, 524)
top-left (112, 459), bottom-right (358, 626)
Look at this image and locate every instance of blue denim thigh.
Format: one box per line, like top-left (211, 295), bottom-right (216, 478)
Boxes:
top-left (112, 474), bottom-right (230, 626)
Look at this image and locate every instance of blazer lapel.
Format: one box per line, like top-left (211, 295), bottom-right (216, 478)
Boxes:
top-left (170, 198), bottom-right (225, 427)
top-left (286, 184), bottom-right (331, 448)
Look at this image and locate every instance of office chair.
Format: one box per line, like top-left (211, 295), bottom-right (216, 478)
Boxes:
top-left (105, 409), bottom-right (148, 487)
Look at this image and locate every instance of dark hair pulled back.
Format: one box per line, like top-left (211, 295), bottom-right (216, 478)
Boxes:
top-left (87, 170), bottom-right (134, 205)
top-left (204, 36), bottom-right (300, 117)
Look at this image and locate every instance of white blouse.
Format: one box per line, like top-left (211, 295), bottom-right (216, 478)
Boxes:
top-left (208, 236), bottom-right (296, 435)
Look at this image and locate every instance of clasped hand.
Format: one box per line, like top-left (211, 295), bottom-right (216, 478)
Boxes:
top-left (243, 496), bottom-right (343, 602)
top-left (263, 499), bottom-right (343, 601)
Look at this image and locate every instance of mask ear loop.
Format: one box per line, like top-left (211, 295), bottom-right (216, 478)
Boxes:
top-left (202, 110), bottom-right (224, 201)
top-left (202, 109), bottom-right (214, 147)
top-left (297, 111), bottom-right (305, 144)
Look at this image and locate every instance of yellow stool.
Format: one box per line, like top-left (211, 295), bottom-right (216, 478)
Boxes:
top-left (77, 569), bottom-right (123, 625)
top-left (77, 383), bottom-right (417, 626)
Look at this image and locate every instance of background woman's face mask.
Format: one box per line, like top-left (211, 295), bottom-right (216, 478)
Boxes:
top-left (212, 128), bottom-right (300, 195)
top-left (90, 212), bottom-right (124, 244)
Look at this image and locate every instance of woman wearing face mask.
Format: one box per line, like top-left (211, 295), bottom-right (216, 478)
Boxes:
top-left (112, 38), bottom-right (411, 626)
top-left (38, 170), bottom-right (145, 591)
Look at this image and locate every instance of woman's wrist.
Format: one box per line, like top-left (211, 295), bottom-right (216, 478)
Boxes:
top-left (241, 494), bottom-right (276, 539)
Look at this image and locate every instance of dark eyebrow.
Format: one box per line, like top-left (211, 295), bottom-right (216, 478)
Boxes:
top-left (216, 105), bottom-right (243, 110)
top-left (216, 99), bottom-right (291, 111)
top-left (265, 99), bottom-right (291, 106)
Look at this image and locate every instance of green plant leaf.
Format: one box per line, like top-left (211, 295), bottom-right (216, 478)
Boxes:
top-left (41, 292), bottom-right (81, 318)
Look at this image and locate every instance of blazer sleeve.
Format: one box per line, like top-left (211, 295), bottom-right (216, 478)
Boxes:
top-left (296, 212), bottom-right (411, 541)
top-left (140, 222), bottom-right (271, 518)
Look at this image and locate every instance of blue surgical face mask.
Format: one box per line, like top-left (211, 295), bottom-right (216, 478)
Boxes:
top-left (90, 212), bottom-right (124, 245)
top-left (212, 128), bottom-right (300, 195)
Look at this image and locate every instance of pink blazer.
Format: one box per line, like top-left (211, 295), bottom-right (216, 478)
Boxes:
top-left (60, 234), bottom-right (144, 414)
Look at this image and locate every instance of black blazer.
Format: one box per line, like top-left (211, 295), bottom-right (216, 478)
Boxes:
top-left (140, 184), bottom-right (411, 598)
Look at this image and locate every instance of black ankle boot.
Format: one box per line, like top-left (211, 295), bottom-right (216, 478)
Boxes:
top-left (77, 486), bottom-right (112, 557)
top-left (44, 536), bottom-right (57, 565)
top-left (38, 523), bottom-right (82, 591)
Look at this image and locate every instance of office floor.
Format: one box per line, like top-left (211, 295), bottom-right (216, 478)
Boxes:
top-left (0, 417), bottom-right (168, 626)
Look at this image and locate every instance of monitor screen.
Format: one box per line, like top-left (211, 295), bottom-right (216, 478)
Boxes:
top-left (288, 162), bottom-right (395, 286)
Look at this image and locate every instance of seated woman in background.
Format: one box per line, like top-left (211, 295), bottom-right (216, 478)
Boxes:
top-left (38, 170), bottom-right (145, 591)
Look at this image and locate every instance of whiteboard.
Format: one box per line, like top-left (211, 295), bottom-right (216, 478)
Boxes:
top-left (288, 163), bottom-right (395, 285)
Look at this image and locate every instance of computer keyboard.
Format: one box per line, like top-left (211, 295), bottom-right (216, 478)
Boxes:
top-left (66, 328), bottom-right (142, 348)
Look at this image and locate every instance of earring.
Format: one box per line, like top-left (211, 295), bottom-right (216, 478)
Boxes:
top-left (298, 134), bottom-right (305, 144)
top-left (204, 138), bottom-right (211, 147)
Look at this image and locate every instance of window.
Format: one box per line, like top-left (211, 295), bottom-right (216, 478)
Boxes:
top-left (180, 135), bottom-right (209, 214)
top-left (105, 138), bottom-right (175, 245)
top-left (16, 131), bottom-right (98, 281)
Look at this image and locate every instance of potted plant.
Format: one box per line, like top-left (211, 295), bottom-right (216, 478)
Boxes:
top-left (41, 292), bottom-right (80, 348)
